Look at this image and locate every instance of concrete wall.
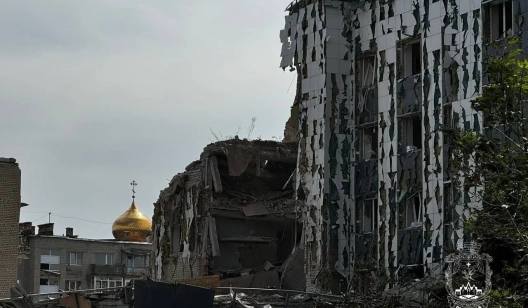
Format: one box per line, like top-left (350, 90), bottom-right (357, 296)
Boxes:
top-left (158, 252), bottom-right (207, 283)
top-left (0, 158), bottom-right (21, 298)
top-left (212, 216), bottom-right (298, 272)
top-left (23, 236), bottom-right (151, 294)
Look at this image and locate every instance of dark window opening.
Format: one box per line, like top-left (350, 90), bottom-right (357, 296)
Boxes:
top-left (358, 127), bottom-right (378, 160)
top-left (179, 227), bottom-right (184, 252)
top-left (411, 43), bottom-right (421, 75)
top-left (399, 116), bottom-right (422, 152)
top-left (356, 199), bottom-right (378, 233)
top-left (171, 225), bottom-right (184, 253)
top-left (444, 184), bottom-right (453, 223)
top-left (489, 1), bottom-right (513, 40)
top-left (412, 117), bottom-right (421, 149)
top-left (443, 105), bottom-right (453, 129)
top-left (356, 55), bottom-right (378, 124)
top-left (400, 193), bottom-right (422, 229)
top-left (397, 39), bottom-right (421, 79)
top-left (505, 1), bottom-right (513, 34)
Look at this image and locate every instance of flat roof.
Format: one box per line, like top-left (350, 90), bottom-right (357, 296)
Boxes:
top-left (29, 235), bottom-right (152, 245)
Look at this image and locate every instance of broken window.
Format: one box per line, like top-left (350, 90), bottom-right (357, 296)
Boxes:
top-left (357, 126), bottom-right (378, 160)
top-left (356, 199), bottom-right (378, 233)
top-left (443, 183), bottom-right (453, 223)
top-left (401, 193), bottom-right (422, 228)
top-left (39, 278), bottom-right (59, 294)
top-left (399, 116), bottom-right (422, 152)
top-left (398, 40), bottom-right (421, 79)
top-left (488, 0), bottom-right (513, 40)
top-left (409, 42), bottom-right (421, 76)
top-left (40, 249), bottom-right (60, 272)
top-left (364, 199), bottom-right (377, 233)
top-left (356, 55), bottom-right (376, 89)
top-left (443, 105), bottom-right (453, 129)
top-left (356, 55), bottom-right (378, 124)
top-left (172, 226), bottom-right (184, 253)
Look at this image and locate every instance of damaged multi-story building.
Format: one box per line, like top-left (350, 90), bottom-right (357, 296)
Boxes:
top-left (150, 0), bottom-right (528, 296)
top-left (279, 0), bottom-right (528, 294)
top-left (152, 139), bottom-right (306, 290)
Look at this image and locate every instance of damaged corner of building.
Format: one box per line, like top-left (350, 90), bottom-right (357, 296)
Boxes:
top-left (152, 138), bottom-right (306, 292)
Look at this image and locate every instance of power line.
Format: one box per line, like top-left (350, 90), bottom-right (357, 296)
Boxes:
top-left (25, 212), bottom-right (113, 225)
top-left (50, 214), bottom-right (113, 225)
top-left (32, 213), bottom-right (49, 223)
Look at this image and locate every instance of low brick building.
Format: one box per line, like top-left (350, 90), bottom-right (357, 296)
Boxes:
top-left (17, 223), bottom-right (152, 294)
top-left (0, 158), bottom-right (22, 298)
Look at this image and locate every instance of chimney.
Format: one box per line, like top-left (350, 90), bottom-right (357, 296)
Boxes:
top-left (37, 223), bottom-right (54, 236)
top-left (65, 227), bottom-right (74, 238)
top-left (19, 222), bottom-right (35, 236)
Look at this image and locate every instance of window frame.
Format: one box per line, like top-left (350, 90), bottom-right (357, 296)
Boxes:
top-left (93, 277), bottom-right (123, 290)
top-left (126, 255), bottom-right (148, 268)
top-left (39, 278), bottom-right (59, 286)
top-left (404, 193), bottom-right (423, 228)
top-left (69, 252), bottom-right (83, 266)
top-left (94, 253), bottom-right (113, 266)
top-left (65, 280), bottom-right (82, 291)
top-left (489, 0), bottom-right (514, 41)
top-left (399, 115), bottom-right (422, 152)
top-left (397, 39), bottom-right (422, 79)
top-left (40, 249), bottom-right (61, 272)
top-left (362, 199), bottom-right (377, 233)
top-left (358, 126), bottom-right (378, 160)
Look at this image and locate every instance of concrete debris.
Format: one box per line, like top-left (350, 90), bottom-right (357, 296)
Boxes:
top-left (263, 260), bottom-right (275, 271)
top-left (220, 270), bottom-right (280, 289)
top-left (242, 203), bottom-right (270, 217)
top-left (58, 293), bottom-right (92, 308)
top-left (152, 138), bottom-right (303, 288)
top-left (213, 290), bottom-right (342, 307)
top-left (223, 144), bottom-right (254, 176)
top-left (279, 247), bottom-right (305, 291)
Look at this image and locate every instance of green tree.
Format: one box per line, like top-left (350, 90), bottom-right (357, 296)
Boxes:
top-left (450, 38), bottom-right (528, 306)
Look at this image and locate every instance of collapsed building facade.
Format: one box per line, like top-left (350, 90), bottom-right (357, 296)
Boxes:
top-left (150, 0), bottom-right (528, 295)
top-left (152, 139), bottom-right (305, 289)
top-left (279, 0), bottom-right (527, 293)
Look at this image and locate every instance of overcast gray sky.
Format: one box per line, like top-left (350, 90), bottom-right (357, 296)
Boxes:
top-left (1, 0), bottom-right (295, 239)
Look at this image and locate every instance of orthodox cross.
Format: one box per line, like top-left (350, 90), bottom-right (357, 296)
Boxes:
top-left (131, 180), bottom-right (137, 199)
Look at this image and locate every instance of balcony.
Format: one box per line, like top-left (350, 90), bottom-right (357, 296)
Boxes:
top-left (90, 264), bottom-right (124, 276)
top-left (90, 264), bottom-right (150, 277)
top-left (125, 267), bottom-right (150, 277)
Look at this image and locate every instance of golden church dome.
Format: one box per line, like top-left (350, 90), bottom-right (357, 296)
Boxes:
top-left (112, 200), bottom-right (152, 242)
top-left (112, 181), bottom-right (152, 242)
